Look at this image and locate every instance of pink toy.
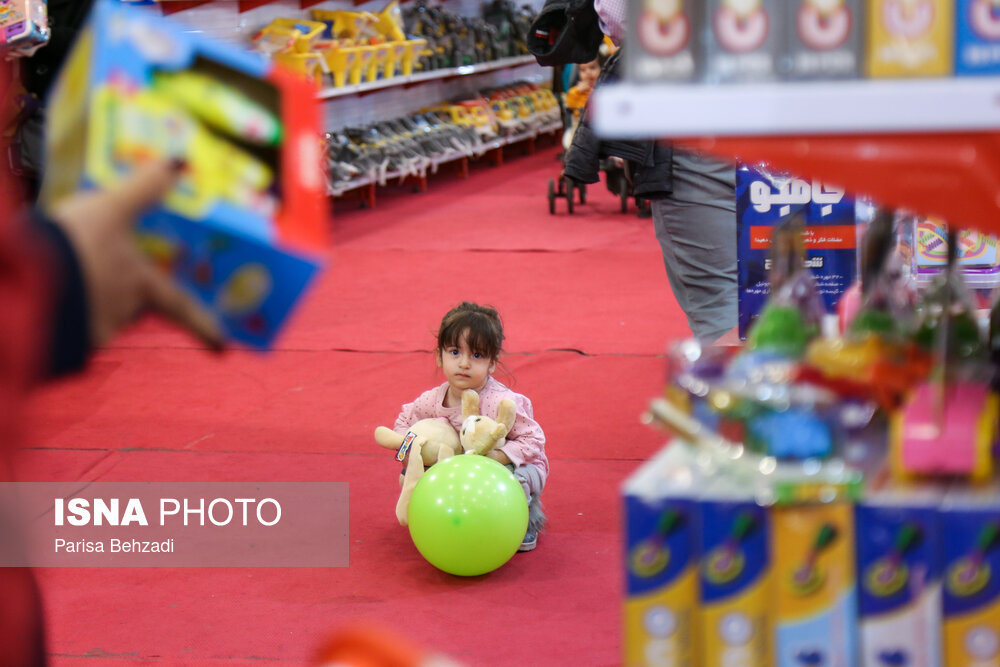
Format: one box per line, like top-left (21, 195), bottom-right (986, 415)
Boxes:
top-left (891, 380), bottom-right (997, 481)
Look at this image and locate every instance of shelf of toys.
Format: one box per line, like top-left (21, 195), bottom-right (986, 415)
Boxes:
top-left (326, 119), bottom-right (561, 207)
top-left (606, 1), bottom-right (1000, 665)
top-left (317, 55), bottom-right (538, 99)
top-left (241, 1), bottom-right (558, 210)
top-left (591, 0), bottom-right (1000, 238)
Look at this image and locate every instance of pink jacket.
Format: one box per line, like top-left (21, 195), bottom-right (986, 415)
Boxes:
top-left (393, 376), bottom-right (549, 484)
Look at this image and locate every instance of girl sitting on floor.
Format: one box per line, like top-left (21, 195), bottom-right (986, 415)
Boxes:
top-left (392, 301), bottom-right (548, 552)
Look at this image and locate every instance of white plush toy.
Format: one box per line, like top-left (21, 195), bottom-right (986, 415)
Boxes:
top-left (375, 389), bottom-right (517, 525)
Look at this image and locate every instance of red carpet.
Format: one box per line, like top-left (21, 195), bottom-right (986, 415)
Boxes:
top-left (21, 145), bottom-right (688, 665)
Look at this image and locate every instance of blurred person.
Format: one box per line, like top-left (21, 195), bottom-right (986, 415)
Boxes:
top-left (0, 155), bottom-right (224, 665)
top-left (9, 0), bottom-right (96, 201)
top-left (560, 0), bottom-right (738, 341)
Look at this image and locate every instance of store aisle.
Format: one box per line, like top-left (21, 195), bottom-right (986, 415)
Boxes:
top-left (20, 146), bottom-right (689, 665)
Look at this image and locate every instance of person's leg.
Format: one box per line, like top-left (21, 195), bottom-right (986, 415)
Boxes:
top-left (512, 465), bottom-right (545, 552)
top-left (651, 150), bottom-right (737, 341)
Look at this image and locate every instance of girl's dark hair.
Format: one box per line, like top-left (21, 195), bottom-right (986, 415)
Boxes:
top-left (437, 302), bottom-right (504, 361)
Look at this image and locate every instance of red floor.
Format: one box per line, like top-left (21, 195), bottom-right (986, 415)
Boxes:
top-left (19, 146), bottom-right (689, 665)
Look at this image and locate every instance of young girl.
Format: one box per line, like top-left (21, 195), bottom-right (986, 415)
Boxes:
top-left (393, 302), bottom-right (548, 552)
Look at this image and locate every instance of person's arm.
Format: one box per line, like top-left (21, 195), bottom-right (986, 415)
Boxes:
top-left (45, 161), bottom-right (223, 354)
top-left (393, 400), bottom-right (422, 434)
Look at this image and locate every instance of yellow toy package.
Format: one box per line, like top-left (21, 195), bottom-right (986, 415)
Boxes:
top-left (866, 0), bottom-right (954, 77)
top-left (772, 503), bottom-right (858, 666)
top-left (623, 444), bottom-right (703, 667)
top-left (40, 1), bottom-right (328, 349)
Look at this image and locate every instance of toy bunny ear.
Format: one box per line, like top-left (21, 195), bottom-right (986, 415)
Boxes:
top-left (461, 389), bottom-right (480, 419)
top-left (496, 399), bottom-right (517, 431)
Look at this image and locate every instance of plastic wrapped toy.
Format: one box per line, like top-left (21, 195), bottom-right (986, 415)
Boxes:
top-left (0, 0), bottom-right (49, 58)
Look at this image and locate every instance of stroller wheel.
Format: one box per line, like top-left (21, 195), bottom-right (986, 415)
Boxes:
top-left (578, 182), bottom-right (587, 204)
top-left (565, 179), bottom-right (574, 214)
top-left (619, 178), bottom-right (629, 214)
top-left (547, 179), bottom-right (556, 215)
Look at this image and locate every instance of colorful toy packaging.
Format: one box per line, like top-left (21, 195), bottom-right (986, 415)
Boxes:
top-left (956, 0), bottom-right (1000, 75)
top-left (856, 489), bottom-right (944, 667)
top-left (631, 204), bottom-right (1000, 666)
top-left (39, 0), bottom-right (328, 349)
top-left (941, 487), bottom-right (1000, 667)
top-left (623, 443), bottom-right (702, 667)
top-left (626, 0), bottom-right (701, 82)
top-left (0, 0), bottom-right (49, 57)
top-left (698, 487), bottom-right (773, 667)
top-left (772, 502), bottom-right (857, 667)
top-left (783, 0), bottom-right (864, 79)
top-left (704, 0), bottom-right (783, 82)
top-left (865, 0), bottom-right (954, 77)
top-left (737, 164), bottom-right (858, 339)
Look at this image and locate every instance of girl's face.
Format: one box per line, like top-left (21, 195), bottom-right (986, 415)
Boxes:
top-left (578, 60), bottom-right (601, 88)
top-left (437, 331), bottom-right (496, 394)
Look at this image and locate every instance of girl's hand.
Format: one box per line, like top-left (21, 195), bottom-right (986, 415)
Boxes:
top-left (486, 448), bottom-right (511, 466)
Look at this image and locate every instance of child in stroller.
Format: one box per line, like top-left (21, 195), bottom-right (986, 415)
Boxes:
top-left (547, 51), bottom-right (645, 215)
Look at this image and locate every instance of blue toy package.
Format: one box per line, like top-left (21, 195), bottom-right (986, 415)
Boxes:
top-left (623, 444), bottom-right (704, 666)
top-left (956, 0), bottom-right (1000, 75)
top-left (855, 499), bottom-right (944, 667)
top-left (941, 492), bottom-right (1000, 667)
top-left (40, 0), bottom-right (329, 349)
top-left (136, 212), bottom-right (320, 349)
top-left (737, 164), bottom-right (858, 339)
top-left (698, 498), bottom-right (773, 666)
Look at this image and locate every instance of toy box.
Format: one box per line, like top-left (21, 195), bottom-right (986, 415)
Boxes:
top-left (956, 0), bottom-right (1000, 75)
top-left (0, 0), bottom-right (48, 57)
top-left (941, 488), bottom-right (1000, 667)
top-left (866, 0), bottom-right (954, 77)
top-left (737, 164), bottom-right (858, 339)
top-left (704, 0), bottom-right (783, 83)
top-left (782, 0), bottom-right (864, 79)
top-left (626, 0), bottom-right (702, 82)
top-left (856, 491), bottom-right (945, 667)
top-left (771, 502), bottom-right (858, 667)
top-left (39, 0), bottom-right (328, 349)
top-left (623, 443), bottom-right (703, 667)
top-left (698, 489), bottom-right (773, 667)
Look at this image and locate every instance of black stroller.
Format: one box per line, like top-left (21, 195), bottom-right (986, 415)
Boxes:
top-left (546, 70), bottom-right (643, 216)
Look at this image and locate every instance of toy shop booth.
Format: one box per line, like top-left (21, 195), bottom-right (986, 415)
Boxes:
top-left (2, 0), bottom-right (1000, 666)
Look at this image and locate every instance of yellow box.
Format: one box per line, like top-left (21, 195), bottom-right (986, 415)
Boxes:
top-left (866, 0), bottom-right (954, 77)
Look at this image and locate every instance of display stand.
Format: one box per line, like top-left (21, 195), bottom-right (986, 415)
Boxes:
top-left (318, 55), bottom-right (538, 100)
top-left (592, 79), bottom-right (1000, 235)
top-left (329, 121), bottom-right (561, 209)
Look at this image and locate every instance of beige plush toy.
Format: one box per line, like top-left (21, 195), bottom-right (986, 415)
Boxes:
top-left (375, 389), bottom-right (518, 526)
top-left (374, 419), bottom-right (460, 526)
top-left (459, 389), bottom-right (516, 456)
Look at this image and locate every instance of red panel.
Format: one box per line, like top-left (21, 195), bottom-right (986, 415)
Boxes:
top-left (238, 0), bottom-right (273, 11)
top-left (681, 132), bottom-right (1000, 236)
top-left (299, 0), bottom-right (327, 8)
top-left (267, 66), bottom-right (330, 251)
top-left (159, 1), bottom-right (212, 16)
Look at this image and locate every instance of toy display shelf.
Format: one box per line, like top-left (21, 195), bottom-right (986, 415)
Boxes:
top-left (318, 55), bottom-right (539, 100)
top-left (329, 119), bottom-right (562, 206)
top-left (591, 77), bottom-right (1000, 237)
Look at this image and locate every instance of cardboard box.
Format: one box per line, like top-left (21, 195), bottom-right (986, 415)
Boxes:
top-left (41, 0), bottom-right (329, 349)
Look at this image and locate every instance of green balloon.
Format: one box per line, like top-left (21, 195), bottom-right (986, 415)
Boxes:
top-left (408, 455), bottom-right (528, 576)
